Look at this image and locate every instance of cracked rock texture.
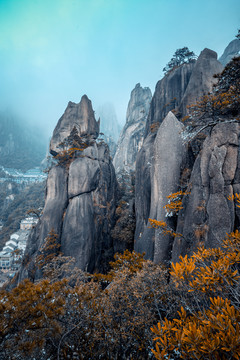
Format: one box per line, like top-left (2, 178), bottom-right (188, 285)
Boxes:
top-left (17, 96), bottom-right (117, 282)
top-left (172, 122), bottom-right (240, 262)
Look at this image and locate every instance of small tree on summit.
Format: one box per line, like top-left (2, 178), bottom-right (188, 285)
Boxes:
top-left (163, 47), bottom-right (197, 74)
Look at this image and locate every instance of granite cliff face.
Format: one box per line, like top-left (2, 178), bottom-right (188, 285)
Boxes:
top-left (135, 112), bottom-right (187, 262)
top-left (172, 122), bottom-right (240, 262)
top-left (179, 48), bottom-right (223, 115)
top-left (144, 62), bottom-right (195, 136)
top-left (145, 48), bottom-right (223, 136)
top-left (134, 48), bottom-right (226, 264)
top-left (113, 83), bottom-right (152, 174)
top-left (18, 96), bottom-right (117, 281)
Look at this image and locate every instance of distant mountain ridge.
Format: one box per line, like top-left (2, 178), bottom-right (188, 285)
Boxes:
top-left (219, 38), bottom-right (240, 65)
top-left (0, 112), bottom-right (47, 171)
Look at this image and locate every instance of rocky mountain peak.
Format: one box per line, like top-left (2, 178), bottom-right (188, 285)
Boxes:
top-left (16, 95), bottom-right (117, 281)
top-left (199, 48), bottom-right (218, 59)
top-left (126, 83), bottom-right (152, 126)
top-left (50, 95), bottom-right (100, 156)
top-left (219, 38), bottom-right (240, 66)
top-left (113, 83), bottom-right (152, 174)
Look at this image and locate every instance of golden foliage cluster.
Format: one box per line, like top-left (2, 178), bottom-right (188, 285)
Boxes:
top-left (151, 230), bottom-right (240, 360)
top-left (0, 248), bottom-right (173, 359)
top-left (164, 191), bottom-right (190, 215)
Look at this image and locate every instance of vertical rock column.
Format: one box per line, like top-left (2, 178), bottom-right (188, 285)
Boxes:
top-left (18, 95), bottom-right (118, 282)
top-left (134, 112), bottom-right (186, 264)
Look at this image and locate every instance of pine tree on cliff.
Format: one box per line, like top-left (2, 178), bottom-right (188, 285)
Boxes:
top-left (163, 47), bottom-right (197, 74)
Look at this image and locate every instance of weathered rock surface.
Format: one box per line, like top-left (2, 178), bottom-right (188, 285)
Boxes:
top-left (113, 83), bottom-right (152, 174)
top-left (144, 62), bottom-right (195, 136)
top-left (17, 96), bottom-right (117, 282)
top-left (219, 39), bottom-right (240, 66)
top-left (134, 133), bottom-right (156, 259)
top-left (61, 144), bottom-right (117, 273)
top-left (179, 49), bottom-right (223, 114)
top-left (172, 122), bottom-right (240, 262)
top-left (145, 49), bottom-right (223, 136)
top-left (134, 112), bottom-right (187, 263)
top-left (50, 95), bottom-right (100, 156)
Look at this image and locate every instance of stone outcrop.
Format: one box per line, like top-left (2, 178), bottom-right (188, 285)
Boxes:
top-left (134, 112), bottom-right (187, 263)
top-left (219, 39), bottom-right (240, 66)
top-left (172, 122), bottom-right (240, 262)
top-left (50, 95), bottom-right (100, 156)
top-left (179, 49), bottom-right (223, 114)
top-left (18, 96), bottom-right (117, 281)
top-left (113, 83), bottom-right (152, 174)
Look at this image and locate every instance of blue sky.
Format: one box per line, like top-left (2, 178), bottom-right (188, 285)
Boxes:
top-left (0, 0), bottom-right (239, 136)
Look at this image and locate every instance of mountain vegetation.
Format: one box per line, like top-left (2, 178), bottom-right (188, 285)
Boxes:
top-left (1, 227), bottom-right (240, 359)
top-left (163, 47), bottom-right (197, 74)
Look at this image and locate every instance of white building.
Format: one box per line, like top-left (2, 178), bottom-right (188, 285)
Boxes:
top-left (10, 233), bottom-right (20, 241)
top-left (0, 251), bottom-right (13, 269)
top-left (20, 217), bottom-right (38, 230)
top-left (3, 239), bottom-right (18, 252)
top-left (0, 220), bottom-right (33, 271)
